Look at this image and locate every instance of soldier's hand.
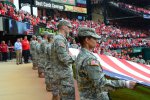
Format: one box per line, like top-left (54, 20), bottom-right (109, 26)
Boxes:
top-left (126, 81), bottom-right (136, 89)
top-left (72, 56), bottom-right (76, 61)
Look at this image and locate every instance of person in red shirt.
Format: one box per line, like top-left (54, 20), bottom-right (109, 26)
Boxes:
top-left (22, 36), bottom-right (30, 63)
top-left (0, 41), bottom-right (8, 62)
top-left (0, 7), bottom-right (6, 15)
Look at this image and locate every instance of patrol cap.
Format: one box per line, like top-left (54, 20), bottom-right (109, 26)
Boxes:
top-left (47, 33), bottom-right (54, 38)
top-left (37, 37), bottom-right (42, 41)
top-left (37, 36), bottom-right (41, 39)
top-left (37, 36), bottom-right (42, 40)
top-left (78, 27), bottom-right (101, 39)
top-left (57, 20), bottom-right (73, 29)
top-left (32, 35), bottom-right (36, 40)
top-left (32, 35), bottom-right (36, 38)
top-left (42, 31), bottom-right (50, 35)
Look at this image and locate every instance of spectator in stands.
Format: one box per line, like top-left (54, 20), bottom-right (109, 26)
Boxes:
top-left (22, 36), bottom-right (30, 63)
top-left (14, 38), bottom-right (22, 65)
top-left (0, 41), bottom-right (8, 62)
top-left (138, 55), bottom-right (146, 64)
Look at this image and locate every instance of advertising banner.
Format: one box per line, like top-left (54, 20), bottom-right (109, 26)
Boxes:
top-left (35, 0), bottom-right (65, 11)
top-left (51, 0), bottom-right (75, 6)
top-left (37, 27), bottom-right (57, 35)
top-left (65, 5), bottom-right (87, 14)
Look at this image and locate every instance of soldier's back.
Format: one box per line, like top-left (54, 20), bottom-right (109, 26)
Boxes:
top-left (51, 34), bottom-right (68, 69)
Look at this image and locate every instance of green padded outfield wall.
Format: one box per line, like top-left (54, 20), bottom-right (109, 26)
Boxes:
top-left (142, 48), bottom-right (150, 61)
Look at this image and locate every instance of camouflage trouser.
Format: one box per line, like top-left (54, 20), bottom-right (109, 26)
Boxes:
top-left (37, 58), bottom-right (41, 68)
top-left (52, 69), bottom-right (75, 100)
top-left (34, 59), bottom-right (38, 68)
top-left (80, 92), bottom-right (110, 100)
top-left (45, 62), bottom-right (53, 85)
top-left (38, 57), bottom-right (45, 74)
top-left (32, 54), bottom-right (37, 68)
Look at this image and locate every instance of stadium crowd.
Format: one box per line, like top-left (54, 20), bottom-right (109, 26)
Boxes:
top-left (118, 2), bottom-right (150, 15)
top-left (0, 3), bottom-right (150, 65)
top-left (0, 2), bottom-right (47, 25)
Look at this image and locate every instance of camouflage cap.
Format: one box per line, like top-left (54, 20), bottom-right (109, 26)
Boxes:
top-left (78, 27), bottom-right (101, 39)
top-left (37, 37), bottom-right (42, 41)
top-left (32, 35), bottom-right (36, 38)
top-left (32, 35), bottom-right (36, 39)
top-left (42, 31), bottom-right (50, 35)
top-left (57, 20), bottom-right (73, 29)
top-left (47, 33), bottom-right (54, 38)
top-left (37, 36), bottom-right (42, 40)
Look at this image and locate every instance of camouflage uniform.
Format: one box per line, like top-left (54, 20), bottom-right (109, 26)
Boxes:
top-left (44, 33), bottom-right (54, 91)
top-left (75, 27), bottom-right (128, 100)
top-left (35, 37), bottom-right (42, 75)
top-left (45, 43), bottom-right (53, 91)
top-left (51, 34), bottom-right (75, 100)
top-left (38, 39), bottom-right (48, 75)
top-left (71, 44), bottom-right (79, 49)
top-left (30, 36), bottom-right (38, 69)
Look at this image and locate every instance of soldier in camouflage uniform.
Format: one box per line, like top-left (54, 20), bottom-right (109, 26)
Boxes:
top-left (30, 35), bottom-right (38, 70)
top-left (44, 33), bottom-right (54, 92)
top-left (50, 20), bottom-right (75, 100)
top-left (39, 32), bottom-right (49, 78)
top-left (75, 27), bottom-right (136, 100)
top-left (35, 36), bottom-right (42, 77)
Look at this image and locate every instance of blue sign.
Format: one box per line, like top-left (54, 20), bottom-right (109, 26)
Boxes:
top-left (77, 0), bottom-right (86, 5)
top-left (143, 14), bottom-right (150, 19)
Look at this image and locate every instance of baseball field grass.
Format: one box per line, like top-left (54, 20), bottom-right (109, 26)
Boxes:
top-left (110, 85), bottom-right (150, 100)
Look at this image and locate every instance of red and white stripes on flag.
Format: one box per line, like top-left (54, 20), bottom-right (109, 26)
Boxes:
top-left (69, 48), bottom-right (150, 86)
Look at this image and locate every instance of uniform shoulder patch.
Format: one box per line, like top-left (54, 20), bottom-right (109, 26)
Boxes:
top-left (58, 42), bottom-right (65, 47)
top-left (90, 60), bottom-right (99, 66)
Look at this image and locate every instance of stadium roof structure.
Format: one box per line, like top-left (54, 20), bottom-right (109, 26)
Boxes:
top-left (113, 0), bottom-right (150, 7)
top-left (106, 1), bottom-right (150, 22)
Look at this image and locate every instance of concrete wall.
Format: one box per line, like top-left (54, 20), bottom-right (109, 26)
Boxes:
top-left (92, 5), bottom-right (103, 22)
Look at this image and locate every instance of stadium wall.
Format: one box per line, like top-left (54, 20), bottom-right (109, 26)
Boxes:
top-left (91, 5), bottom-right (104, 21)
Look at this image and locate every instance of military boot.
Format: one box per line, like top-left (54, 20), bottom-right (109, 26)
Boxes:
top-left (46, 84), bottom-right (52, 92)
top-left (32, 66), bottom-right (38, 70)
top-left (39, 72), bottom-right (45, 78)
top-left (38, 68), bottom-right (45, 78)
top-left (52, 94), bottom-right (60, 100)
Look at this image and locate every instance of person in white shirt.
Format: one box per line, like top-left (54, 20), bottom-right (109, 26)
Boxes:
top-left (14, 38), bottom-right (22, 65)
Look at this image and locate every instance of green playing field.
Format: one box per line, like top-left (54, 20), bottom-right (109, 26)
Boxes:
top-left (110, 85), bottom-right (150, 100)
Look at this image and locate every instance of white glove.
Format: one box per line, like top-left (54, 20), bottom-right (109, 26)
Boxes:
top-left (126, 81), bottom-right (136, 89)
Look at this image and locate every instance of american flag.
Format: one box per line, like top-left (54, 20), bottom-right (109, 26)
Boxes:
top-left (26, 24), bottom-right (34, 35)
top-left (69, 48), bottom-right (150, 86)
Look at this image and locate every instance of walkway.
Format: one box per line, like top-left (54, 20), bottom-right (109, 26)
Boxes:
top-left (0, 61), bottom-right (52, 100)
